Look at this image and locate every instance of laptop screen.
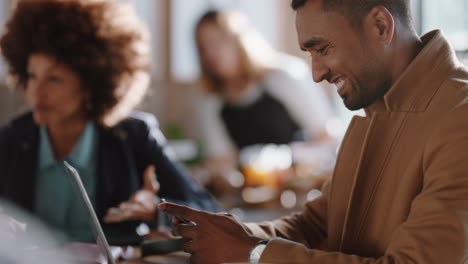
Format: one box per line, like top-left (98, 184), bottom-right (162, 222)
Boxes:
top-left (64, 161), bottom-right (116, 264)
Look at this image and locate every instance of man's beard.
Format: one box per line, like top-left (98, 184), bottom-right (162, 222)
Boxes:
top-left (344, 64), bottom-right (392, 111)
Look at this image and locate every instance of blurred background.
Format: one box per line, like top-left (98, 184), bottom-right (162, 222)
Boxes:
top-left (0, 0), bottom-right (467, 220)
top-left (2, 0), bottom-right (466, 127)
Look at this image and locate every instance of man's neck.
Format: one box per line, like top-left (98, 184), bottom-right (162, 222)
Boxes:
top-left (389, 29), bottom-right (425, 83)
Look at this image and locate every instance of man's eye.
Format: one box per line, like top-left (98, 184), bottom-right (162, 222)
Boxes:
top-left (317, 45), bottom-right (329, 54)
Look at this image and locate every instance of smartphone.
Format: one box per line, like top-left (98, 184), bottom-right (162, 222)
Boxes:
top-left (141, 237), bottom-right (183, 256)
top-left (160, 199), bottom-right (196, 226)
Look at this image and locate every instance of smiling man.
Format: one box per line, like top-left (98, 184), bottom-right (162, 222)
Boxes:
top-left (160, 0), bottom-right (468, 263)
top-left (296, 0), bottom-right (404, 111)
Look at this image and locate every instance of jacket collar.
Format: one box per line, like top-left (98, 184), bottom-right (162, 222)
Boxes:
top-left (365, 30), bottom-right (459, 115)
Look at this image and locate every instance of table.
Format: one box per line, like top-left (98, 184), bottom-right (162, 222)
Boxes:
top-left (119, 252), bottom-right (189, 264)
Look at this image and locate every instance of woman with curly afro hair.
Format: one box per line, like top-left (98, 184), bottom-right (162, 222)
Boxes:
top-left (0, 0), bottom-right (217, 243)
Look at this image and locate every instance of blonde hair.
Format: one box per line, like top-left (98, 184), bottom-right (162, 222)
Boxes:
top-left (195, 9), bottom-right (275, 94)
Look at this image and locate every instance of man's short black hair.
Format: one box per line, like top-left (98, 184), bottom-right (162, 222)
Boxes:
top-left (291, 0), bottom-right (412, 28)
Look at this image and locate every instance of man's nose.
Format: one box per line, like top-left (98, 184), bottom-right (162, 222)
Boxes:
top-left (311, 58), bottom-right (330, 83)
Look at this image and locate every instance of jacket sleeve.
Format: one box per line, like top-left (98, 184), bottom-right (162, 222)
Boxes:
top-left (257, 108), bottom-right (468, 264)
top-left (245, 181), bottom-right (329, 249)
top-left (131, 112), bottom-right (219, 212)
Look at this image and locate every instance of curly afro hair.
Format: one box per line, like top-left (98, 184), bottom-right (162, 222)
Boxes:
top-left (0, 0), bottom-right (151, 126)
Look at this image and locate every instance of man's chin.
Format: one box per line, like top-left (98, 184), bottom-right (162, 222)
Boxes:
top-left (346, 106), bottom-right (363, 111)
top-left (343, 98), bottom-right (365, 111)
top-left (345, 103), bottom-right (366, 111)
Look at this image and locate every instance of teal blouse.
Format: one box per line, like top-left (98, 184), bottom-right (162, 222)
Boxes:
top-left (34, 122), bottom-right (98, 242)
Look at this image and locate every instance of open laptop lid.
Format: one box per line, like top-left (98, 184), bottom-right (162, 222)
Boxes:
top-left (64, 161), bottom-right (116, 264)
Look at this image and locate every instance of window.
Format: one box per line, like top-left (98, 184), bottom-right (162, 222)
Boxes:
top-left (413, 0), bottom-right (468, 51)
top-left (120, 0), bottom-right (166, 79)
top-left (0, 1), bottom-right (11, 78)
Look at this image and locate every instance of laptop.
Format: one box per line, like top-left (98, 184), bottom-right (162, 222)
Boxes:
top-left (64, 161), bottom-right (184, 264)
top-left (64, 161), bottom-right (117, 264)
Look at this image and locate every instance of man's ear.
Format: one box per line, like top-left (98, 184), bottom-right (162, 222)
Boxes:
top-left (363, 6), bottom-right (395, 46)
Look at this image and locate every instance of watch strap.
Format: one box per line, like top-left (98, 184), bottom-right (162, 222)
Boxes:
top-left (249, 239), bottom-right (270, 263)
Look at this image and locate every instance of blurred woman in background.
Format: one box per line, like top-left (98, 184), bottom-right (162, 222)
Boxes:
top-left (194, 10), bottom-right (335, 194)
top-left (0, 0), bottom-right (217, 243)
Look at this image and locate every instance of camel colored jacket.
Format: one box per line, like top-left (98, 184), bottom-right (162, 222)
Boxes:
top-left (247, 30), bottom-right (468, 263)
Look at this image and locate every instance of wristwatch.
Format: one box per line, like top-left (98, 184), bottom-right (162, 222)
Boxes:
top-left (249, 239), bottom-right (270, 263)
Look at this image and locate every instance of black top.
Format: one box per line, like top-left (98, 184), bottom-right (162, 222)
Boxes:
top-left (0, 111), bottom-right (218, 244)
top-left (221, 89), bottom-right (302, 149)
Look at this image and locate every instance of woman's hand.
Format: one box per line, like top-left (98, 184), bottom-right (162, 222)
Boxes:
top-left (103, 165), bottom-right (160, 223)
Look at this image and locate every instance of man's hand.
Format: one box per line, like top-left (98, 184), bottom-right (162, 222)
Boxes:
top-left (159, 202), bottom-right (261, 264)
top-left (104, 165), bottom-right (160, 223)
